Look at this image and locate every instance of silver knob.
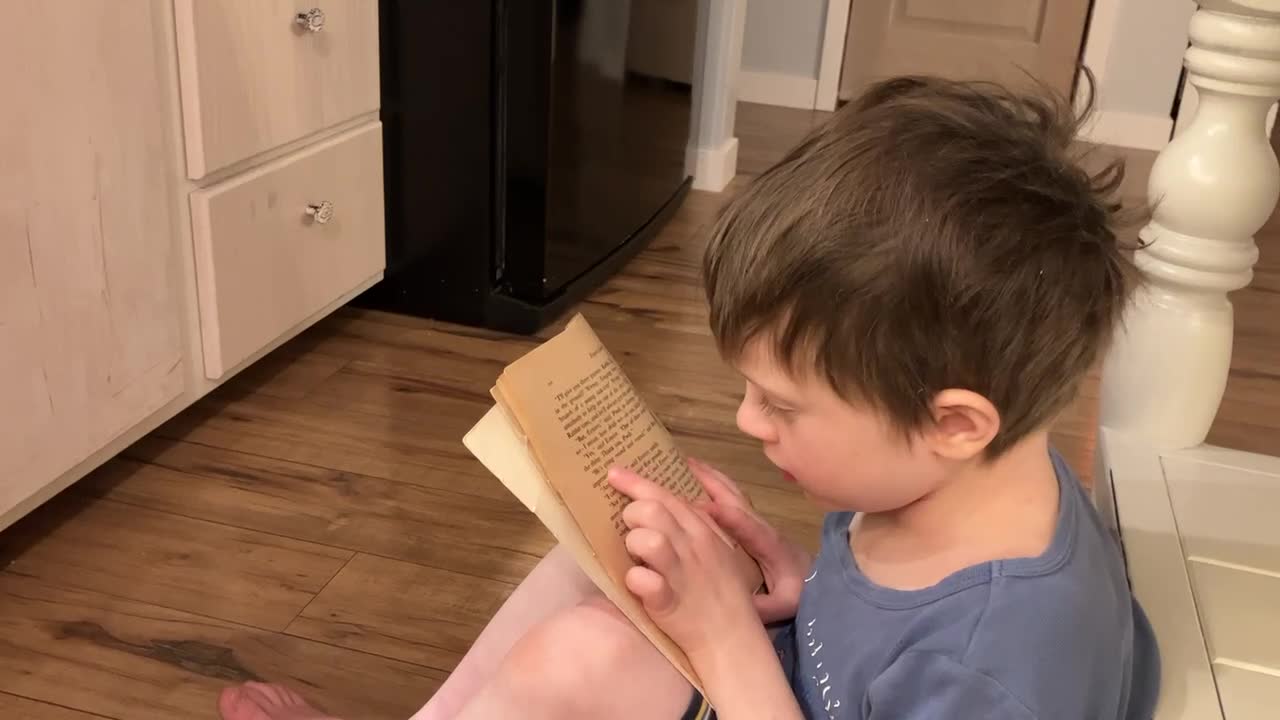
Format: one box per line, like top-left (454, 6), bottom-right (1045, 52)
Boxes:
top-left (295, 8), bottom-right (325, 32)
top-left (305, 201), bottom-right (334, 224)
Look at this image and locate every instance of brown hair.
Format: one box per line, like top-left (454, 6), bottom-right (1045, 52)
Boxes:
top-left (703, 74), bottom-right (1141, 456)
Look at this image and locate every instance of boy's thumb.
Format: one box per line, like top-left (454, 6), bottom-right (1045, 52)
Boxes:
top-left (754, 594), bottom-right (795, 624)
top-left (705, 503), bottom-right (777, 564)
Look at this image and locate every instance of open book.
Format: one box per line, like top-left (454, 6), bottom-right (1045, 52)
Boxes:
top-left (462, 313), bottom-right (762, 693)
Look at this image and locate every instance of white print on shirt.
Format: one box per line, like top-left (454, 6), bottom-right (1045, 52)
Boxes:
top-left (801, 569), bottom-right (843, 719)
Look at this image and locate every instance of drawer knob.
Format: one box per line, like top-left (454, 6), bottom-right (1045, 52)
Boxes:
top-left (295, 8), bottom-right (326, 33)
top-left (305, 201), bottom-right (334, 224)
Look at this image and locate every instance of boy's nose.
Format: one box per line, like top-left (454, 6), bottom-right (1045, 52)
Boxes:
top-left (736, 397), bottom-right (779, 444)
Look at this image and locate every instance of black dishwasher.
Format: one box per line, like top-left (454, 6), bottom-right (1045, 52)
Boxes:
top-left (359, 0), bottom-right (697, 334)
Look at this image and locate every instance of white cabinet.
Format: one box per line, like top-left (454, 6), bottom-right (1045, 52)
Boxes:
top-left (0, 0), bottom-right (386, 529)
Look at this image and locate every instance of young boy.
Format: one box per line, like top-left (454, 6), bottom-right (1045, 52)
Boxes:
top-left (218, 76), bottom-right (1159, 720)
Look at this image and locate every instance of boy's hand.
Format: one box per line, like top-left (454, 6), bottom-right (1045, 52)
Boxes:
top-left (688, 458), bottom-right (813, 623)
top-left (608, 466), bottom-right (761, 662)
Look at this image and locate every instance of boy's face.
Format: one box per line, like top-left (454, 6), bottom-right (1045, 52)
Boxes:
top-left (733, 340), bottom-right (944, 512)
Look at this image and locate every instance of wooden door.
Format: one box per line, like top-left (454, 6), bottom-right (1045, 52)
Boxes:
top-left (839, 0), bottom-right (1092, 102)
top-left (0, 1), bottom-right (186, 523)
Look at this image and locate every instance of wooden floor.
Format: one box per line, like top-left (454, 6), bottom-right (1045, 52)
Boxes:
top-left (2, 103), bottom-right (1277, 720)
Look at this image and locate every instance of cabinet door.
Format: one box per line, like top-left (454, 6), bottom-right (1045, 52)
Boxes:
top-left (0, 1), bottom-right (186, 522)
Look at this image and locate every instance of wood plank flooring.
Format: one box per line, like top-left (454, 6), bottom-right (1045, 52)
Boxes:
top-left (1, 102), bottom-right (1277, 718)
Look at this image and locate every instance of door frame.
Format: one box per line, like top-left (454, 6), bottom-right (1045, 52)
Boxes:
top-left (814, 0), bottom-right (853, 111)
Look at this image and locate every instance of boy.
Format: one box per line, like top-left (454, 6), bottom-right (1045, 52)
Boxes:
top-left (219, 76), bottom-right (1159, 720)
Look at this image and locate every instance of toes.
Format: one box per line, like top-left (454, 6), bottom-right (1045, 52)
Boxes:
top-left (218, 686), bottom-right (268, 720)
top-left (245, 682), bottom-right (288, 708)
top-left (277, 684), bottom-right (307, 707)
top-left (219, 682), bottom-right (325, 720)
top-left (217, 686), bottom-right (242, 718)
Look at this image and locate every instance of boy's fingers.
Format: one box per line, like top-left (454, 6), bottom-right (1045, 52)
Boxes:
top-left (690, 501), bottom-right (737, 549)
top-left (689, 459), bottom-right (745, 506)
top-left (626, 565), bottom-right (675, 614)
top-left (609, 466), bottom-right (670, 502)
top-left (625, 527), bottom-right (678, 574)
top-left (613, 466), bottom-right (706, 537)
top-left (705, 503), bottom-right (778, 564)
top-left (623, 499), bottom-right (683, 544)
top-left (754, 593), bottom-right (795, 624)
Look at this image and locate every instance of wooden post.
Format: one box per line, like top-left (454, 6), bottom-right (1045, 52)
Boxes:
top-left (1100, 1), bottom-right (1280, 449)
top-left (686, 0), bottom-right (745, 192)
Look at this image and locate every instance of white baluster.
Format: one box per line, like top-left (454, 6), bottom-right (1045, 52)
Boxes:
top-left (1100, 1), bottom-right (1280, 449)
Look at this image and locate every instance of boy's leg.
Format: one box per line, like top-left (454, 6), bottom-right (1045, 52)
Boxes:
top-left (217, 596), bottom-right (699, 720)
top-left (218, 545), bottom-right (700, 720)
top-left (453, 596), bottom-right (697, 720)
top-left (411, 544), bottom-right (603, 720)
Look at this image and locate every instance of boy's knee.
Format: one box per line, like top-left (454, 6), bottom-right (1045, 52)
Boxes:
top-left (501, 598), bottom-right (652, 710)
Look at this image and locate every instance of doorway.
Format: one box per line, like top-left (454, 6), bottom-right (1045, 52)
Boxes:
top-left (819, 0), bottom-right (1094, 108)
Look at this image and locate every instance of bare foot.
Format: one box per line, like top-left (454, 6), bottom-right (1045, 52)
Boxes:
top-left (218, 682), bottom-right (338, 720)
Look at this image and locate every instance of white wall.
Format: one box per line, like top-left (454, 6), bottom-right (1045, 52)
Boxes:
top-left (1078, 0), bottom-right (1195, 150)
top-left (737, 0), bottom-right (827, 108)
top-left (742, 0), bottom-right (826, 77)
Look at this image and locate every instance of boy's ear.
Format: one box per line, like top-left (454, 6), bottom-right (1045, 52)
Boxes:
top-left (925, 389), bottom-right (1000, 460)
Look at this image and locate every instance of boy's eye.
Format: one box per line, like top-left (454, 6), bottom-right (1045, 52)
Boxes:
top-left (758, 394), bottom-right (791, 417)
top-left (757, 395), bottom-right (776, 416)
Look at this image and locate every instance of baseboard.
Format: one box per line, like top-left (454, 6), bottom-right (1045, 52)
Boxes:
top-left (1078, 109), bottom-right (1174, 151)
top-left (738, 70), bottom-right (818, 110)
top-left (686, 136), bottom-right (739, 192)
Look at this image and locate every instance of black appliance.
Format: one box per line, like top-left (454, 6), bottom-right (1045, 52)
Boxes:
top-left (361, 0), bottom-right (697, 334)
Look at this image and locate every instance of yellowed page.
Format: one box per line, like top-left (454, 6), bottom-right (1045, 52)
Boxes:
top-left (463, 406), bottom-right (543, 513)
top-left (493, 314), bottom-right (762, 593)
top-left (462, 404), bottom-right (703, 691)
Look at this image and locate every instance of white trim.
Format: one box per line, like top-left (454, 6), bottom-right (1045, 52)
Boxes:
top-left (686, 137), bottom-right (739, 192)
top-left (737, 70), bottom-right (818, 110)
top-left (1101, 429), bottom-right (1224, 720)
top-left (1075, 0), bottom-right (1123, 113)
top-left (687, 0), bottom-right (746, 193)
top-left (1168, 443), bottom-right (1280, 477)
top-left (1078, 109), bottom-right (1174, 151)
top-left (814, 0), bottom-right (852, 111)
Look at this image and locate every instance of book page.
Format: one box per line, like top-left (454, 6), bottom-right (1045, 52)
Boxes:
top-left (494, 314), bottom-right (761, 593)
top-left (462, 406), bottom-right (703, 691)
top-left (462, 405), bottom-right (544, 513)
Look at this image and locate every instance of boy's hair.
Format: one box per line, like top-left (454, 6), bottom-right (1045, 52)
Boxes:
top-left (703, 75), bottom-right (1140, 457)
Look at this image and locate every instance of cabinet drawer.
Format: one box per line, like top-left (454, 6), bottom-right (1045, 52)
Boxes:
top-left (190, 123), bottom-right (385, 379)
top-left (174, 0), bottom-right (379, 178)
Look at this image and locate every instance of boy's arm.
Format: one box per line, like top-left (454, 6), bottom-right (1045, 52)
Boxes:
top-left (692, 621), bottom-right (804, 720)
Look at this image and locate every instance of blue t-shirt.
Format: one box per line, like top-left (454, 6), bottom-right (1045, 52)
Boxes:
top-left (772, 451), bottom-right (1160, 719)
